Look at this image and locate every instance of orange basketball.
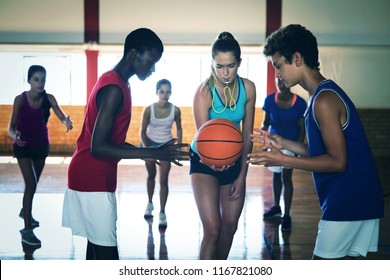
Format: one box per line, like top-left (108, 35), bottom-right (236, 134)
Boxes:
top-left (196, 118), bottom-right (244, 167)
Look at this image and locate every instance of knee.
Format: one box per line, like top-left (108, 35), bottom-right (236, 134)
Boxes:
top-left (221, 220), bottom-right (238, 236)
top-left (147, 172), bottom-right (156, 180)
top-left (24, 182), bottom-right (38, 192)
top-left (203, 226), bottom-right (221, 243)
top-left (160, 179), bottom-right (169, 188)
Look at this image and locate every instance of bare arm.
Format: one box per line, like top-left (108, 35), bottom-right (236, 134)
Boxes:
top-left (174, 106), bottom-right (183, 144)
top-left (8, 95), bottom-right (26, 145)
top-left (192, 80), bottom-right (212, 130)
top-left (91, 85), bottom-right (189, 164)
top-left (261, 110), bottom-right (270, 131)
top-left (225, 79), bottom-right (256, 200)
top-left (140, 105), bottom-right (151, 147)
top-left (238, 78), bottom-right (256, 179)
top-left (248, 91), bottom-right (347, 173)
top-left (309, 91), bottom-right (347, 172)
top-left (47, 94), bottom-right (73, 132)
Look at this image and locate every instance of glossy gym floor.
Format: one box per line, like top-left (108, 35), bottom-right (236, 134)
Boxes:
top-left (0, 156), bottom-right (389, 260)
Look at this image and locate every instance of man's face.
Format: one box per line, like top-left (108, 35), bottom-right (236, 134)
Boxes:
top-left (271, 52), bottom-right (297, 88)
top-left (134, 48), bottom-right (162, 81)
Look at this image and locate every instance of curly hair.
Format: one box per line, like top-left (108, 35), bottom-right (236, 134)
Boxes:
top-left (263, 24), bottom-right (320, 70)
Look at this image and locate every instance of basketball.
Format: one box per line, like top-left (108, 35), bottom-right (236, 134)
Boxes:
top-left (196, 118), bottom-right (244, 167)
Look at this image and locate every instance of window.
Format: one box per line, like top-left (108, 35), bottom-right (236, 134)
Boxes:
top-left (0, 45), bottom-right (267, 107)
top-left (99, 46), bottom-right (267, 107)
top-left (0, 46), bottom-right (86, 105)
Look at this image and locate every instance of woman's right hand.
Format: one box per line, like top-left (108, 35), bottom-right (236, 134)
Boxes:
top-left (13, 131), bottom-right (26, 147)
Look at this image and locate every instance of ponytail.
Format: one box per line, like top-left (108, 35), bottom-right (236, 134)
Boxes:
top-left (41, 90), bottom-right (51, 123)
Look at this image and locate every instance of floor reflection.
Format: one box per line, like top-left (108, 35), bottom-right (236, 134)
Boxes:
top-left (158, 227), bottom-right (168, 260)
top-left (0, 159), bottom-right (388, 260)
top-left (262, 217), bottom-right (292, 260)
top-left (22, 243), bottom-right (41, 260)
top-left (146, 217), bottom-right (155, 260)
top-left (145, 217), bottom-right (168, 260)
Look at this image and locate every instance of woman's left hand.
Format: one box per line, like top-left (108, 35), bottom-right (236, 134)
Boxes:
top-left (227, 178), bottom-right (245, 200)
top-left (63, 116), bottom-right (74, 132)
top-left (203, 162), bottom-right (235, 172)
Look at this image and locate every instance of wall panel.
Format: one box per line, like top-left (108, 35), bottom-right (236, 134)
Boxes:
top-left (0, 0), bottom-right (84, 43)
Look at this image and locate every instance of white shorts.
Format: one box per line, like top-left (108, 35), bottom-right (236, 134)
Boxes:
top-left (313, 219), bottom-right (379, 259)
top-left (62, 188), bottom-right (118, 247)
top-left (268, 149), bottom-right (294, 173)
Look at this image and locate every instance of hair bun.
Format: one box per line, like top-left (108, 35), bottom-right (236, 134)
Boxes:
top-left (218, 32), bottom-right (234, 40)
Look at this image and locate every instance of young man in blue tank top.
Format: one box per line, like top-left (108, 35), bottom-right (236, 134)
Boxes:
top-left (248, 24), bottom-right (384, 260)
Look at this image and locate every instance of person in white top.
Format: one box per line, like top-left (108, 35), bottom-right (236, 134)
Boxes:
top-left (140, 79), bottom-right (182, 227)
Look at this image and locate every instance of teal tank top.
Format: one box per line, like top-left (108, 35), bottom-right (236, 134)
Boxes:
top-left (191, 76), bottom-right (246, 153)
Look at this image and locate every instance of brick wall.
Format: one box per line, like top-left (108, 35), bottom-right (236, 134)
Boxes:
top-left (0, 104), bottom-right (388, 157)
top-left (358, 109), bottom-right (390, 157)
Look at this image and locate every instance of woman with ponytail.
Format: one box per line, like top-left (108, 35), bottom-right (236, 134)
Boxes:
top-left (8, 65), bottom-right (73, 247)
top-left (190, 32), bottom-right (256, 259)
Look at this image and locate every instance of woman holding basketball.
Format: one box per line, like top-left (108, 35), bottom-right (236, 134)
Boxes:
top-left (190, 32), bottom-right (256, 259)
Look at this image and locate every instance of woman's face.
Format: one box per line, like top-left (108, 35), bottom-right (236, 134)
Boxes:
top-left (156, 84), bottom-right (171, 103)
top-left (28, 71), bottom-right (46, 92)
top-left (212, 52), bottom-right (241, 85)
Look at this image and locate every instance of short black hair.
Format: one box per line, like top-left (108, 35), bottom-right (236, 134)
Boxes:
top-left (263, 24), bottom-right (320, 70)
top-left (123, 28), bottom-right (164, 57)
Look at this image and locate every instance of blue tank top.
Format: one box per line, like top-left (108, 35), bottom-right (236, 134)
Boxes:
top-left (305, 79), bottom-right (384, 221)
top-left (262, 92), bottom-right (307, 141)
top-left (191, 76), bottom-right (246, 153)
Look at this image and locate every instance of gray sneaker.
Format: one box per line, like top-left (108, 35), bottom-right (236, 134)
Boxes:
top-left (159, 211), bottom-right (167, 227)
top-left (20, 228), bottom-right (41, 246)
top-left (144, 202), bottom-right (154, 218)
top-left (19, 208), bottom-right (40, 228)
top-left (263, 205), bottom-right (282, 220)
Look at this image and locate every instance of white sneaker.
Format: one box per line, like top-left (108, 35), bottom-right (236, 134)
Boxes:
top-left (159, 211), bottom-right (167, 227)
top-left (144, 202), bottom-right (154, 218)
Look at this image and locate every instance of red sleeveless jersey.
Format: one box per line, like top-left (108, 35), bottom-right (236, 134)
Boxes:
top-left (68, 71), bottom-right (131, 192)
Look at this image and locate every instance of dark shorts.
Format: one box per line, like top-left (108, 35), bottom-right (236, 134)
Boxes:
top-left (189, 148), bottom-right (241, 185)
top-left (13, 144), bottom-right (50, 160)
top-left (140, 137), bottom-right (172, 148)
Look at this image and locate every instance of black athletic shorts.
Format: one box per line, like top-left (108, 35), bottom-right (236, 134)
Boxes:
top-left (13, 144), bottom-right (50, 160)
top-left (189, 148), bottom-right (241, 185)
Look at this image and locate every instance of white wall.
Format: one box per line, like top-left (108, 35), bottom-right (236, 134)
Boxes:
top-left (280, 0), bottom-right (390, 107)
top-left (282, 0), bottom-right (390, 46)
top-left (291, 46), bottom-right (390, 108)
top-left (0, 0), bottom-right (266, 45)
top-left (0, 0), bottom-right (389, 108)
top-left (0, 0), bottom-right (84, 44)
top-left (1, 0), bottom-right (388, 45)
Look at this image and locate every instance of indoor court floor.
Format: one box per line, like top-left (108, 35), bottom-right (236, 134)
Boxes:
top-left (0, 156), bottom-right (389, 260)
